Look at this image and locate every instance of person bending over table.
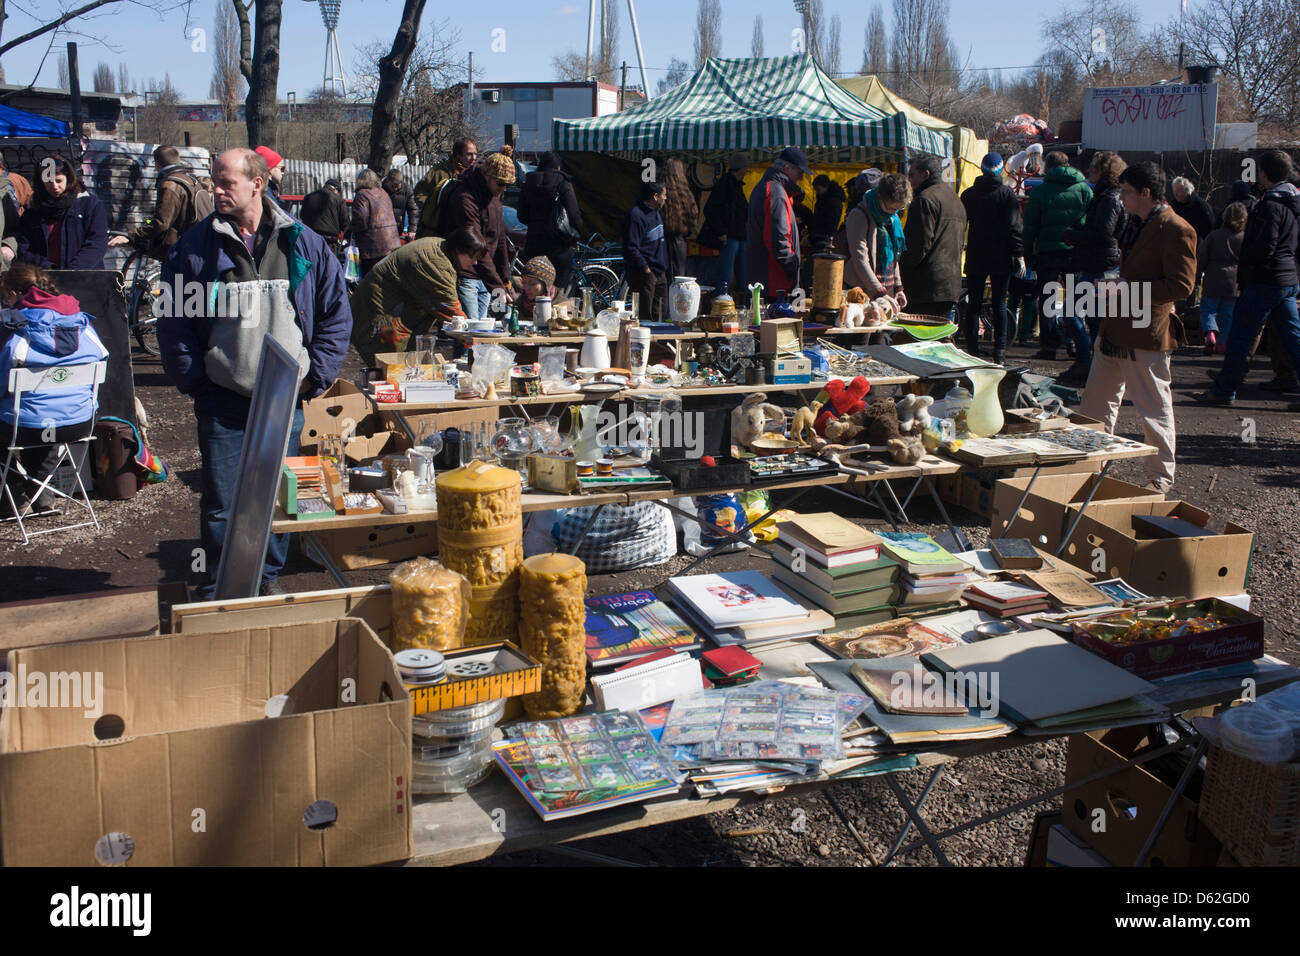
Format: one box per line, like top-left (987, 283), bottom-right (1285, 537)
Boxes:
top-left (0, 264), bottom-right (108, 517)
top-left (351, 227), bottom-right (488, 364)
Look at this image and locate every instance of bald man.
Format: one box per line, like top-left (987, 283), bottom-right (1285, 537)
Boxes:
top-left (157, 147), bottom-right (353, 598)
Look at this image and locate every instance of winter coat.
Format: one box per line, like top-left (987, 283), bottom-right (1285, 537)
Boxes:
top-left (960, 173), bottom-right (1024, 275)
top-left (519, 168), bottom-right (584, 258)
top-left (1198, 226), bottom-right (1244, 299)
top-left (349, 187), bottom-right (401, 260)
top-left (0, 287), bottom-right (108, 427)
top-left (17, 192), bottom-right (109, 269)
top-left (1023, 164), bottom-right (1091, 256)
top-left (300, 187), bottom-right (347, 240)
top-left (158, 196), bottom-right (353, 400)
top-left (811, 182), bottom-right (846, 243)
top-left (0, 190), bottom-right (17, 269)
top-left (413, 156), bottom-right (467, 237)
top-left (1230, 181), bottom-right (1257, 215)
top-left (1171, 194), bottom-right (1216, 240)
top-left (130, 165), bottom-right (202, 260)
top-left (622, 200), bottom-right (668, 275)
top-left (350, 237), bottom-right (463, 363)
top-left (701, 170), bottom-right (748, 247)
top-left (436, 168), bottom-right (510, 292)
top-left (1065, 184), bottom-right (1126, 275)
top-left (383, 179), bottom-right (419, 233)
top-left (1237, 181), bottom-right (1300, 288)
top-left (745, 165), bottom-right (800, 292)
top-left (1101, 205), bottom-right (1197, 353)
top-left (900, 176), bottom-right (966, 303)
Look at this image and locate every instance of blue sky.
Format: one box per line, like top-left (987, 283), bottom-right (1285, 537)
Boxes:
top-left (3, 0), bottom-right (1186, 100)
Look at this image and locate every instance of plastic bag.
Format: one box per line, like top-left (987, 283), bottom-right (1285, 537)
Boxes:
top-left (344, 241), bottom-right (362, 283)
top-left (470, 342), bottom-right (516, 398)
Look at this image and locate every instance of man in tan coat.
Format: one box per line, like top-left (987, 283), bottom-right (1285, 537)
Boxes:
top-left (108, 145), bottom-right (207, 260)
top-left (1080, 162), bottom-right (1197, 493)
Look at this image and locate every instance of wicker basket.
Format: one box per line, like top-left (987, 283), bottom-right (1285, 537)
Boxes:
top-left (1199, 744), bottom-right (1300, 866)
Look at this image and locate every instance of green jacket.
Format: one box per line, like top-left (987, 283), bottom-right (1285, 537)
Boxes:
top-left (1023, 165), bottom-right (1091, 256)
top-left (350, 236), bottom-right (462, 364)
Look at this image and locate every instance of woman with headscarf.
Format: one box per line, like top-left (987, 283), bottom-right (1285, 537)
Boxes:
top-left (660, 158), bottom-right (698, 280)
top-left (843, 172), bottom-right (910, 311)
top-left (16, 156), bottom-right (108, 270)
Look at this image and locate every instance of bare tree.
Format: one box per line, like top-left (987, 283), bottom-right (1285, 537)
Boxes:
top-left (827, 13), bottom-right (842, 75)
top-left (210, 0), bottom-right (244, 122)
top-left (138, 73), bottom-right (182, 144)
top-left (863, 5), bottom-right (887, 75)
top-left (890, 0), bottom-right (958, 113)
top-left (656, 56), bottom-right (693, 95)
top-left (353, 23), bottom-right (468, 164)
top-left (806, 0), bottom-right (827, 65)
top-left (1039, 0), bottom-right (1149, 85)
top-left (366, 0), bottom-right (430, 174)
top-left (1164, 0), bottom-right (1300, 124)
top-left (57, 52), bottom-right (69, 89)
top-left (752, 15), bottom-right (764, 59)
top-left (233, 0), bottom-right (282, 149)
top-left (0, 0), bottom-right (185, 56)
top-left (552, 0), bottom-right (620, 84)
top-left (92, 61), bottom-right (114, 92)
top-left (117, 61), bottom-right (130, 94)
top-left (694, 0), bottom-right (722, 68)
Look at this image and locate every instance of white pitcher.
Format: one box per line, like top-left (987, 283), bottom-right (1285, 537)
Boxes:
top-left (580, 328), bottom-right (611, 369)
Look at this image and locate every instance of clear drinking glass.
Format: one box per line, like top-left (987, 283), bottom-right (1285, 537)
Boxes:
top-left (528, 416), bottom-right (562, 453)
top-left (319, 433), bottom-right (348, 492)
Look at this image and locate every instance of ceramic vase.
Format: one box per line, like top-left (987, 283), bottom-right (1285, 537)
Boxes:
top-left (965, 366), bottom-right (1007, 438)
top-left (669, 276), bottom-right (701, 323)
top-left (580, 329), bottom-right (611, 370)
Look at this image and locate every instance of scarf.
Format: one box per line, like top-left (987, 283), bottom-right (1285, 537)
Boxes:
top-left (35, 188), bottom-right (76, 223)
top-left (865, 189), bottom-right (905, 271)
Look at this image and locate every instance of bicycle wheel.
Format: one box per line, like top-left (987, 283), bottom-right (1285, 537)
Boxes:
top-left (582, 264), bottom-right (622, 310)
top-left (124, 252), bottom-right (163, 356)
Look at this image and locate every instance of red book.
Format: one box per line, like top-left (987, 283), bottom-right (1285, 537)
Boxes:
top-left (701, 646), bottom-right (762, 678)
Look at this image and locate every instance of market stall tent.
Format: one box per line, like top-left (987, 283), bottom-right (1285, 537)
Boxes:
top-left (834, 75), bottom-right (988, 195)
top-left (553, 55), bottom-right (952, 161)
top-left (0, 104), bottom-right (71, 137)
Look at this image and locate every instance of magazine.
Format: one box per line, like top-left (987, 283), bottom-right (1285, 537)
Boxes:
top-left (585, 591), bottom-right (701, 667)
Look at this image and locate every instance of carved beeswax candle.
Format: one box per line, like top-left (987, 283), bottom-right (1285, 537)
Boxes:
top-left (517, 553), bottom-right (588, 719)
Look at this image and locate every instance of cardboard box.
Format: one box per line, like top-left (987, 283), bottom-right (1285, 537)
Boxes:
top-left (374, 352), bottom-right (445, 385)
top-left (1063, 727), bottom-right (1221, 867)
top-left (961, 470), bottom-right (999, 519)
top-left (1058, 500), bottom-right (1254, 599)
top-left (0, 618), bottom-right (413, 866)
top-left (770, 356), bottom-right (812, 384)
top-left (312, 520), bottom-right (439, 571)
top-left (300, 380), bottom-right (406, 463)
top-left (990, 473), bottom-right (1165, 551)
top-left (760, 317), bottom-right (803, 356)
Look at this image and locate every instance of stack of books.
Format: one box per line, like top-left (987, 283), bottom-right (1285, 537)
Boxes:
top-left (667, 571), bottom-right (834, 647)
top-left (878, 532), bottom-right (982, 611)
top-left (770, 513), bottom-right (900, 630)
top-left (963, 580), bottom-right (1052, 618)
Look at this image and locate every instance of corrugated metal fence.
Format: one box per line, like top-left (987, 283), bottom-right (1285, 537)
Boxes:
top-left (281, 160), bottom-right (434, 200)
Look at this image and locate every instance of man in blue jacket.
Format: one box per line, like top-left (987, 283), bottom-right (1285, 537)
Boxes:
top-left (623, 180), bottom-right (669, 320)
top-left (157, 147), bottom-right (352, 598)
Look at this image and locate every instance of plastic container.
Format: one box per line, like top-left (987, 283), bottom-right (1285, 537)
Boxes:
top-left (1219, 704), bottom-right (1297, 764)
top-left (412, 698), bottom-right (505, 740)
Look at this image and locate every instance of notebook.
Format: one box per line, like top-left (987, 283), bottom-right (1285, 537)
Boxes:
top-left (775, 513), bottom-right (883, 567)
top-left (921, 629), bottom-right (1157, 724)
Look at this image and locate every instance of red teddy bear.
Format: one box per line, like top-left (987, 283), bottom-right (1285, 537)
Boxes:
top-left (813, 376), bottom-right (871, 436)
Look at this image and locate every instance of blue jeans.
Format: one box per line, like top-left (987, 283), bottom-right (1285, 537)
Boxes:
top-left (193, 385), bottom-right (305, 598)
top-left (713, 239), bottom-right (746, 293)
top-left (1215, 283), bottom-right (1300, 398)
top-left (1200, 296), bottom-right (1236, 338)
top-left (458, 277), bottom-right (490, 320)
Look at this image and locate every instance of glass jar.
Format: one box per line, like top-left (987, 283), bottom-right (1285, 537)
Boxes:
top-left (944, 385), bottom-right (973, 437)
top-left (492, 418), bottom-right (536, 486)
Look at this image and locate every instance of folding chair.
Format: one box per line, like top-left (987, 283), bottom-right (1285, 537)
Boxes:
top-left (1, 360), bottom-right (107, 545)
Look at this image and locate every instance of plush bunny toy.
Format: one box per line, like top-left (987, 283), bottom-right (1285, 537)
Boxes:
top-left (731, 393), bottom-right (787, 451)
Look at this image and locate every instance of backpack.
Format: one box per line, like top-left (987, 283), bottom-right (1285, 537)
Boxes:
top-left (419, 175), bottom-right (464, 238)
top-left (161, 172), bottom-right (208, 233)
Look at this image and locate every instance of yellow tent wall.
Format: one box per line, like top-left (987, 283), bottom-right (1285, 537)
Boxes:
top-left (834, 75), bottom-right (989, 196)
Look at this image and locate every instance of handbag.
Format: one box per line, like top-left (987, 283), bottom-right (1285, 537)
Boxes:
top-left (550, 191), bottom-right (581, 246)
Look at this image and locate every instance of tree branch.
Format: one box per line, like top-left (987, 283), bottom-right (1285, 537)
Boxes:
top-left (0, 0), bottom-right (123, 56)
top-left (233, 0), bottom-right (252, 85)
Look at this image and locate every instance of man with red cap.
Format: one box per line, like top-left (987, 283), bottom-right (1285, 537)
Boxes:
top-left (254, 145), bottom-right (289, 211)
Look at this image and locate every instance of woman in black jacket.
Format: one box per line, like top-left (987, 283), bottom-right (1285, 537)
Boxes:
top-left (701, 153), bottom-right (750, 293)
top-left (1059, 150), bottom-right (1128, 384)
top-left (519, 152), bottom-right (584, 293)
top-left (960, 153), bottom-right (1024, 363)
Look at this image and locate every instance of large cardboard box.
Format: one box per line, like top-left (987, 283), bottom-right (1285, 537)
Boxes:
top-left (0, 619), bottom-right (413, 866)
top-left (1058, 500), bottom-right (1254, 598)
top-left (301, 380), bottom-right (406, 463)
top-left (313, 520), bottom-right (439, 571)
top-left (1063, 727), bottom-right (1221, 867)
top-left (759, 318), bottom-right (803, 356)
top-left (990, 473), bottom-right (1165, 551)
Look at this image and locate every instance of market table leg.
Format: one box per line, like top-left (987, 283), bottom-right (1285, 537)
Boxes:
top-left (884, 769), bottom-right (952, 866)
top-left (823, 480), bottom-right (902, 529)
top-left (921, 476), bottom-right (970, 551)
top-left (302, 532), bottom-right (351, 588)
top-left (990, 465), bottom-right (1042, 540)
top-left (564, 503), bottom-right (608, 555)
top-left (1053, 460), bottom-right (1114, 557)
top-left (1134, 737), bottom-right (1208, 866)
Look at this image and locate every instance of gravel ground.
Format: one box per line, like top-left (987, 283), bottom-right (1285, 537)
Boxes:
top-left (3, 337), bottom-right (1296, 867)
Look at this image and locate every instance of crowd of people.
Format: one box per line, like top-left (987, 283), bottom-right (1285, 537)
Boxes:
top-left (2, 134), bottom-right (1298, 582)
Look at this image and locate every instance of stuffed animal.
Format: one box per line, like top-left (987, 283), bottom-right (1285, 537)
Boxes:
top-left (823, 410), bottom-right (867, 444)
top-left (896, 394), bottom-right (935, 436)
top-left (813, 376), bottom-right (871, 435)
top-left (791, 401), bottom-right (821, 446)
top-left (731, 392), bottom-right (786, 451)
top-left (887, 435), bottom-right (925, 465)
top-left (862, 398), bottom-right (901, 446)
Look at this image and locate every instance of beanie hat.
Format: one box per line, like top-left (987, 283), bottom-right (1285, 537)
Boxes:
top-left (523, 256), bottom-right (556, 285)
top-left (255, 145), bottom-right (284, 169)
top-left (728, 152), bottom-right (749, 172)
top-left (481, 152), bottom-right (516, 184)
top-left (324, 177), bottom-right (342, 191)
top-left (981, 152), bottom-right (1005, 175)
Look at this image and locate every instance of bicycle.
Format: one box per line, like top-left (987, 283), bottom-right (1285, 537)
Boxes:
top-left (115, 237), bottom-right (163, 357)
top-left (562, 234), bottom-right (625, 311)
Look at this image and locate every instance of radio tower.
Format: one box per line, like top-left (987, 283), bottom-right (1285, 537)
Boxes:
top-left (311, 0), bottom-right (346, 98)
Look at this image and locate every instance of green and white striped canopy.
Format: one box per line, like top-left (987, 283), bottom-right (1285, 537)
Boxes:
top-left (554, 55), bottom-right (952, 160)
